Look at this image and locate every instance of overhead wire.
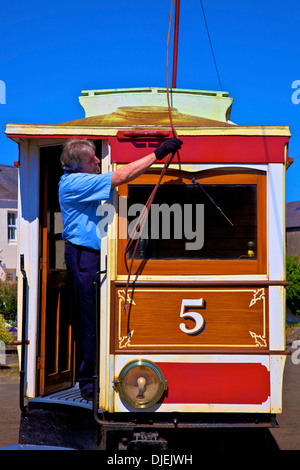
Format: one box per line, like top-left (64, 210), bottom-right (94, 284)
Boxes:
top-left (199, 0), bottom-right (223, 90)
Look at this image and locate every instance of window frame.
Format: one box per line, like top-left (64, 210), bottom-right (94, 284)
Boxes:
top-left (7, 211), bottom-right (17, 242)
top-left (117, 169), bottom-right (267, 276)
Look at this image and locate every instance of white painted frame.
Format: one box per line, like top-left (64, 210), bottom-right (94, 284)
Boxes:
top-left (17, 140), bottom-right (40, 398)
top-left (108, 162), bottom-right (287, 413)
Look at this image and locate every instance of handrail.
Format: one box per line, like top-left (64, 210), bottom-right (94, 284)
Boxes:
top-left (117, 130), bottom-right (171, 140)
top-left (92, 266), bottom-right (107, 426)
top-left (19, 254), bottom-right (28, 414)
top-left (114, 280), bottom-right (289, 287)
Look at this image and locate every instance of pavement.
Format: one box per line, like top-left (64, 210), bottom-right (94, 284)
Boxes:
top-left (0, 348), bottom-right (300, 450)
top-left (270, 348), bottom-right (300, 450)
top-left (0, 354), bottom-right (20, 448)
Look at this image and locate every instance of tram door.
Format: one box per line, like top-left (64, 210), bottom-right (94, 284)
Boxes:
top-left (38, 141), bottom-right (103, 396)
top-left (38, 146), bottom-right (74, 395)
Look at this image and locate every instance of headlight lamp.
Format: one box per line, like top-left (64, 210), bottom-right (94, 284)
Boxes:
top-left (114, 360), bottom-right (167, 409)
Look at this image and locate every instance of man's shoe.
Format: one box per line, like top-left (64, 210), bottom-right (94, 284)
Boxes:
top-left (80, 385), bottom-right (93, 402)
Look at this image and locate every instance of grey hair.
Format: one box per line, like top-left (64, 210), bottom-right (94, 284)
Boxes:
top-left (60, 139), bottom-right (96, 172)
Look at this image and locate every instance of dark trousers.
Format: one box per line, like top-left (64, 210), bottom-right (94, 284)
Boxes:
top-left (65, 242), bottom-right (100, 393)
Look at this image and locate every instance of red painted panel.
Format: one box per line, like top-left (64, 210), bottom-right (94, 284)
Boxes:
top-left (8, 133), bottom-right (288, 165)
top-left (109, 135), bottom-right (289, 164)
top-left (158, 362), bottom-right (270, 405)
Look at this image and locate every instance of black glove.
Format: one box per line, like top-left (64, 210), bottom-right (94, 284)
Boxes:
top-left (154, 138), bottom-right (183, 160)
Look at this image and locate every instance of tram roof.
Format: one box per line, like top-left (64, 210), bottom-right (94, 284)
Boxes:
top-left (59, 106), bottom-right (234, 128)
top-left (5, 113), bottom-right (290, 140)
top-left (5, 87), bottom-right (291, 140)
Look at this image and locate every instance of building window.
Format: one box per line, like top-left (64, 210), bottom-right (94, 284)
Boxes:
top-left (7, 212), bottom-right (17, 242)
top-left (6, 271), bottom-right (16, 282)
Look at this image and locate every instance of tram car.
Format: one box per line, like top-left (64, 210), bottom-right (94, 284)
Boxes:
top-left (5, 87), bottom-right (291, 450)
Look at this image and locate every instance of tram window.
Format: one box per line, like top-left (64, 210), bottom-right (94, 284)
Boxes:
top-left (127, 183), bottom-right (257, 261)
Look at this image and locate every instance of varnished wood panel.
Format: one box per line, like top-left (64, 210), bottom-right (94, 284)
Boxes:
top-left (117, 170), bottom-right (267, 275)
top-left (112, 285), bottom-right (269, 353)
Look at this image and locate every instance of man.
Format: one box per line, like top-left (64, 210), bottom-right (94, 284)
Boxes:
top-left (59, 137), bottom-right (182, 400)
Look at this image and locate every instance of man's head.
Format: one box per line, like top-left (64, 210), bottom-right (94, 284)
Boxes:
top-left (60, 139), bottom-right (100, 174)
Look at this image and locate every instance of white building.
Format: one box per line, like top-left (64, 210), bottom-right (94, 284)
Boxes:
top-left (0, 164), bottom-right (18, 281)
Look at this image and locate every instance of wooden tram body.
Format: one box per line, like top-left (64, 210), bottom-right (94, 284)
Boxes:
top-left (6, 88), bottom-right (291, 449)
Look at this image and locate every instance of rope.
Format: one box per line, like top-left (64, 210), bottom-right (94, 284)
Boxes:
top-left (166, 0), bottom-right (178, 139)
top-left (122, 0), bottom-right (180, 314)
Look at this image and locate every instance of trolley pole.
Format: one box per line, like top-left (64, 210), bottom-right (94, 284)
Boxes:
top-left (172, 0), bottom-right (180, 88)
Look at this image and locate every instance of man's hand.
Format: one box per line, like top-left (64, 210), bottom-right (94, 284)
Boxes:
top-left (111, 138), bottom-right (183, 188)
top-left (154, 138), bottom-right (183, 161)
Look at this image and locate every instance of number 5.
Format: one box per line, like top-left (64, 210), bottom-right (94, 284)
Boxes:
top-left (179, 298), bottom-right (205, 335)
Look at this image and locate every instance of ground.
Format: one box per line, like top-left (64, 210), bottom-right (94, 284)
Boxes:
top-left (0, 353), bottom-right (20, 447)
top-left (1, 331), bottom-right (300, 450)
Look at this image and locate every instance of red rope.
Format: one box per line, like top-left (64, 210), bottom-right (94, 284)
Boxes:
top-left (123, 0), bottom-right (180, 314)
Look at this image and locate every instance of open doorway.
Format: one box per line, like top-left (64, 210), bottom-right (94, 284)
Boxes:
top-left (38, 141), bottom-right (102, 396)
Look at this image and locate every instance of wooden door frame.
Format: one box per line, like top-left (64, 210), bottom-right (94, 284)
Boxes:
top-left (38, 155), bottom-right (48, 395)
top-left (38, 147), bottom-right (74, 395)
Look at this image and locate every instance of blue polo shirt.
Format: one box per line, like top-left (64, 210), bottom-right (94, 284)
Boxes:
top-left (59, 171), bottom-right (114, 250)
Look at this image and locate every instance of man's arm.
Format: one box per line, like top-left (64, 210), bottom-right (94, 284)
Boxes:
top-left (110, 138), bottom-right (183, 189)
top-left (111, 152), bottom-right (157, 189)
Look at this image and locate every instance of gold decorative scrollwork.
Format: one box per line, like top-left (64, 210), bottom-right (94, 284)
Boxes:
top-left (119, 330), bottom-right (135, 349)
top-left (249, 288), bottom-right (266, 347)
top-left (249, 331), bottom-right (267, 347)
top-left (117, 289), bottom-right (136, 305)
top-left (249, 288), bottom-right (265, 307)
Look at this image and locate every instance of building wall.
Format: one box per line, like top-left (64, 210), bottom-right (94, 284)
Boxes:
top-left (0, 200), bottom-right (17, 281)
top-left (286, 229), bottom-right (300, 258)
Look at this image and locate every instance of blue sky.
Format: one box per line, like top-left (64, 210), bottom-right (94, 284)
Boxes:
top-left (0, 0), bottom-right (299, 201)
